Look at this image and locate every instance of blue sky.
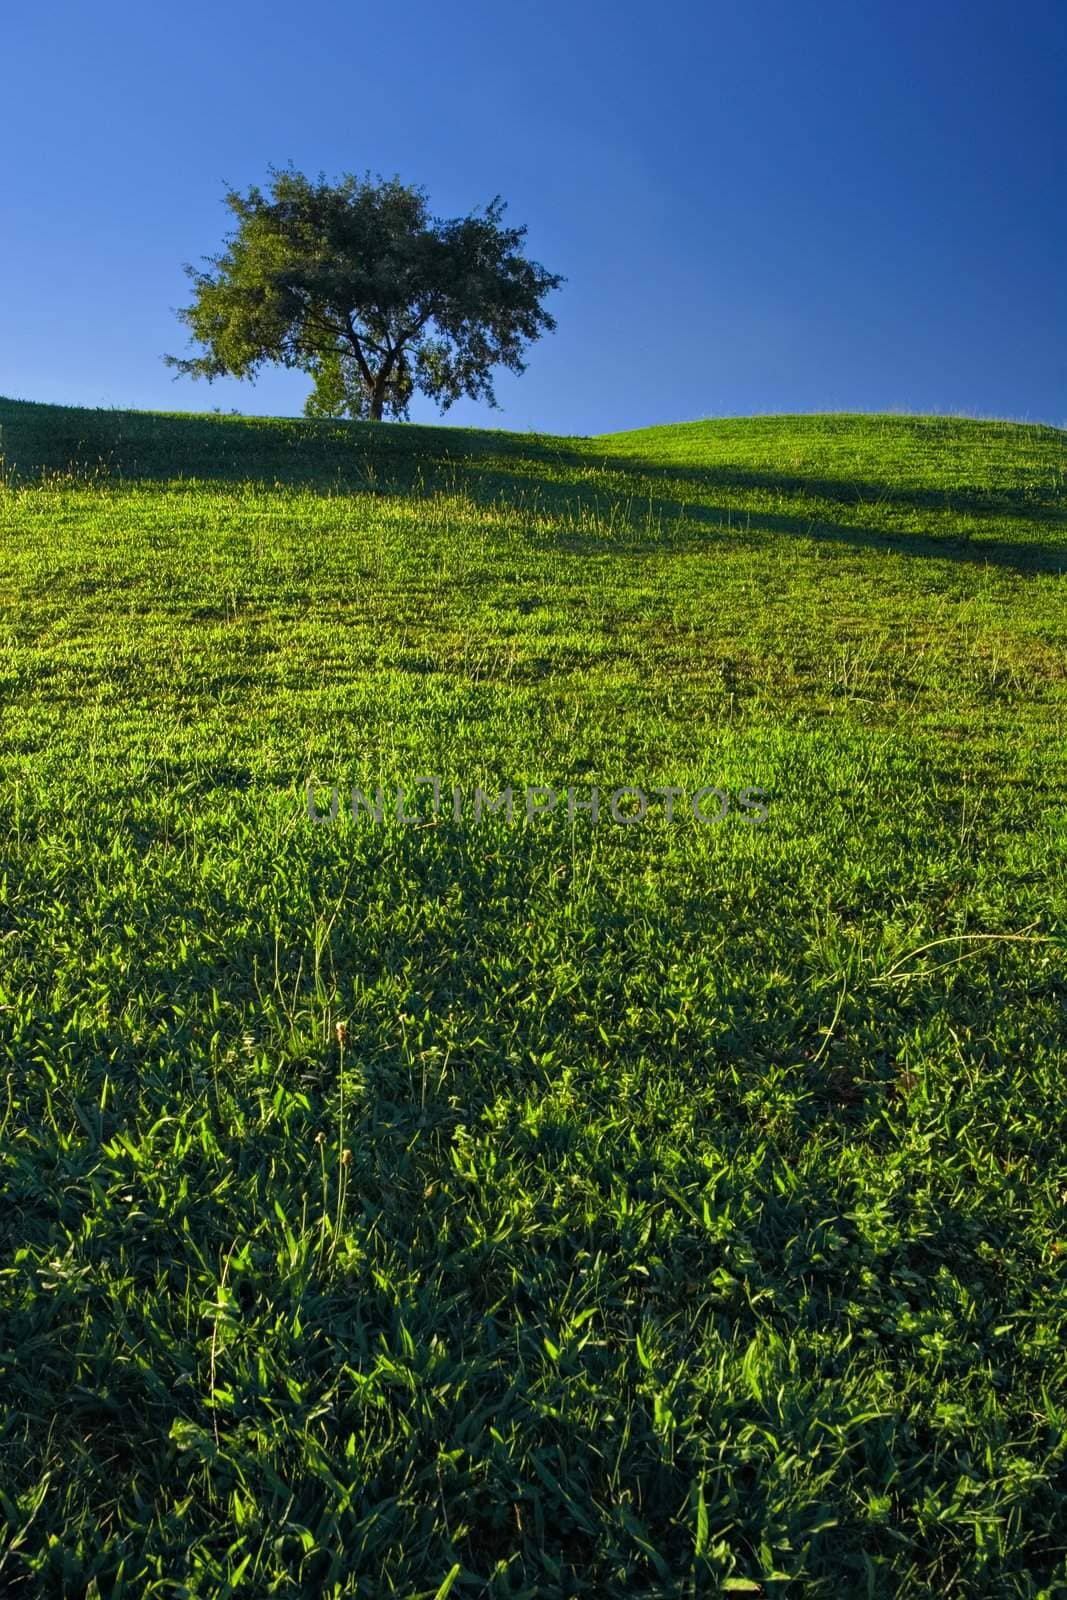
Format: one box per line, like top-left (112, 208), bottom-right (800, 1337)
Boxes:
top-left (3, 0), bottom-right (1064, 434)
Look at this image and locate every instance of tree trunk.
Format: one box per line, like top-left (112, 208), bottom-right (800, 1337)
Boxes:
top-left (368, 349), bottom-right (396, 422)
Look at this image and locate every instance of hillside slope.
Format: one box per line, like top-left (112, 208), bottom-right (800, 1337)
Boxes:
top-left (0, 396), bottom-right (1065, 1597)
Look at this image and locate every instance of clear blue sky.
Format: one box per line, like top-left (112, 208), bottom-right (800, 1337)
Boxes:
top-left (3, 0), bottom-right (1064, 434)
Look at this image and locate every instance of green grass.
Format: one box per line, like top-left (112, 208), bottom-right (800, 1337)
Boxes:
top-left (1, 395), bottom-right (1065, 1597)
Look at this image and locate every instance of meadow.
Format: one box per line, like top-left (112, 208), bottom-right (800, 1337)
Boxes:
top-left (0, 395), bottom-right (1065, 1596)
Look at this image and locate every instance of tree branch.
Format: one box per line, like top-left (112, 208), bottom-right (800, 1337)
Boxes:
top-left (395, 302), bottom-right (437, 348)
top-left (343, 314), bottom-right (376, 388)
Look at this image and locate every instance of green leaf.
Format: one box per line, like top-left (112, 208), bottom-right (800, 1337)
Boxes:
top-left (432, 1563), bottom-right (462, 1599)
top-left (694, 1473), bottom-right (709, 1556)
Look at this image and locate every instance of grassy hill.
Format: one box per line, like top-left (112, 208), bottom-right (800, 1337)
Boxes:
top-left (1, 396), bottom-right (1065, 1596)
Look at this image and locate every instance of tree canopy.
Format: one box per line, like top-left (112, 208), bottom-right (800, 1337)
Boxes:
top-left (164, 166), bottom-right (565, 422)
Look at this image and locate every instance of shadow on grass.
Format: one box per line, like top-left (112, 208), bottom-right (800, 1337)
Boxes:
top-left (526, 494), bottom-right (1067, 576)
top-left (559, 450), bottom-right (1067, 521)
top-left (4, 397), bottom-right (1064, 577)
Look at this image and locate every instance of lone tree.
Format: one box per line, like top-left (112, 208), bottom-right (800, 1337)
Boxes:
top-left (165, 165), bottom-right (565, 422)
